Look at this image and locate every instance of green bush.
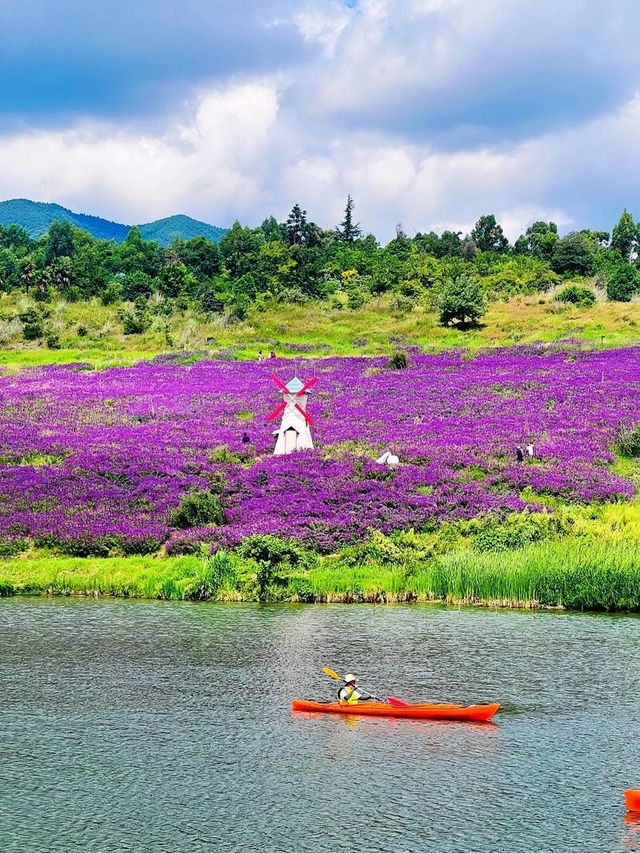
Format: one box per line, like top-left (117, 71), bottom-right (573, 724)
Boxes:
top-left (556, 284), bottom-right (596, 307)
top-left (120, 306), bottom-right (150, 335)
top-left (236, 534), bottom-right (315, 570)
top-left (607, 264), bottom-right (639, 302)
top-left (438, 275), bottom-right (485, 327)
top-left (100, 280), bottom-right (123, 306)
top-left (46, 332), bottom-right (61, 349)
top-left (387, 351), bottom-right (408, 370)
top-left (473, 512), bottom-right (570, 553)
top-left (58, 535), bottom-right (123, 557)
top-left (236, 534), bottom-right (316, 601)
top-left (615, 422), bottom-right (640, 458)
top-left (20, 307), bottom-right (44, 340)
top-left (169, 490), bottom-right (225, 528)
top-left (0, 539), bottom-right (28, 558)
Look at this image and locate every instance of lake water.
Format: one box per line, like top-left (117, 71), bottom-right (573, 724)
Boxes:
top-left (1, 600), bottom-right (639, 852)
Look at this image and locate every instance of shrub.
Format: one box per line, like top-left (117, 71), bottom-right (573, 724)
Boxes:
top-left (556, 284), bottom-right (596, 307)
top-left (229, 295), bottom-right (250, 321)
top-left (236, 534), bottom-right (316, 601)
top-left (169, 490), bottom-right (225, 528)
top-left (58, 534), bottom-right (122, 557)
top-left (438, 275), bottom-right (485, 327)
top-left (347, 289), bottom-right (367, 310)
top-left (120, 535), bottom-right (164, 556)
top-left (20, 307), bottom-right (44, 340)
top-left (236, 534), bottom-right (315, 571)
top-left (0, 539), bottom-right (29, 558)
top-left (200, 290), bottom-right (225, 314)
top-left (472, 512), bottom-right (569, 553)
top-left (387, 351), bottom-right (408, 370)
top-left (390, 295), bottom-right (415, 316)
top-left (607, 264), bottom-right (639, 302)
top-left (120, 306), bottom-right (150, 335)
top-left (54, 533), bottom-right (161, 558)
top-left (615, 422), bottom-right (640, 458)
top-left (46, 332), bottom-right (61, 349)
top-left (186, 551), bottom-right (238, 600)
top-left (100, 280), bottom-right (123, 306)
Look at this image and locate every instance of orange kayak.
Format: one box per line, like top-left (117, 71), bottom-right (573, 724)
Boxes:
top-left (291, 699), bottom-right (500, 722)
top-left (625, 790), bottom-right (640, 812)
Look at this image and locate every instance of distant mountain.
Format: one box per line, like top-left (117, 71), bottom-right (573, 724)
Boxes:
top-left (0, 199), bottom-right (227, 245)
top-left (138, 214), bottom-right (226, 246)
top-left (0, 199), bottom-right (130, 241)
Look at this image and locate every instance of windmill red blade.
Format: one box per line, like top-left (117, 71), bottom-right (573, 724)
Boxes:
top-left (270, 373), bottom-right (290, 393)
top-left (266, 401), bottom-right (287, 422)
top-left (294, 403), bottom-right (314, 425)
top-left (296, 376), bottom-right (318, 397)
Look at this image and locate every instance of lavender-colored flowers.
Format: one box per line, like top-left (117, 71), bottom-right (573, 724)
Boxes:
top-left (0, 346), bottom-right (637, 553)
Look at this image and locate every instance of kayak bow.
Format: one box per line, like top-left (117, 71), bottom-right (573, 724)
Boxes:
top-left (625, 790), bottom-right (640, 812)
top-left (292, 699), bottom-right (500, 722)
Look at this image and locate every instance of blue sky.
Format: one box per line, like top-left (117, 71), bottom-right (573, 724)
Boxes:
top-left (0, 0), bottom-right (639, 239)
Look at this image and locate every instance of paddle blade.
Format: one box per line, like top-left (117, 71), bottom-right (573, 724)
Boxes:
top-left (387, 696), bottom-right (410, 708)
top-left (322, 666), bottom-right (342, 681)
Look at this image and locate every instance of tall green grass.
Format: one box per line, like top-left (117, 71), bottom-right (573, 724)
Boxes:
top-left (0, 554), bottom-right (205, 599)
top-left (2, 537), bottom-right (639, 611)
top-left (410, 539), bottom-right (640, 610)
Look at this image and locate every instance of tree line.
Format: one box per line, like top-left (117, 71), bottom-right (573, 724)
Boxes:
top-left (0, 199), bottom-right (638, 332)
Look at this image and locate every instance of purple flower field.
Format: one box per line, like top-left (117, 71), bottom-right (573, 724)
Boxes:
top-left (0, 345), bottom-right (638, 554)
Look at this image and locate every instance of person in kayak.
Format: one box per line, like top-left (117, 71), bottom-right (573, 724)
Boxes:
top-left (337, 674), bottom-right (377, 704)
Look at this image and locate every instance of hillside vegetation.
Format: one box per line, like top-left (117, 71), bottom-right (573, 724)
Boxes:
top-left (0, 202), bottom-right (639, 366)
top-left (0, 198), bottom-right (226, 245)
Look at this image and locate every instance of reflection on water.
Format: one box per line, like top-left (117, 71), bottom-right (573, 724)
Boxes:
top-left (0, 600), bottom-right (639, 852)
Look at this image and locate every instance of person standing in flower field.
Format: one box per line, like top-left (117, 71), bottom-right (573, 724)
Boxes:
top-left (516, 445), bottom-right (524, 463)
top-left (526, 443), bottom-right (534, 459)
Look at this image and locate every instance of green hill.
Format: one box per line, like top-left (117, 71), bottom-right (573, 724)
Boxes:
top-left (0, 199), bottom-right (227, 245)
top-left (0, 199), bottom-right (129, 241)
top-left (138, 214), bottom-right (226, 245)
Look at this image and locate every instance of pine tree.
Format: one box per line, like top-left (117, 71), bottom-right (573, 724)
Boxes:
top-left (335, 195), bottom-right (362, 243)
top-left (285, 204), bottom-right (309, 245)
top-left (610, 209), bottom-right (637, 261)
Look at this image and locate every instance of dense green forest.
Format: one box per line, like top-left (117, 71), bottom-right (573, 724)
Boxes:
top-left (0, 198), bottom-right (639, 352)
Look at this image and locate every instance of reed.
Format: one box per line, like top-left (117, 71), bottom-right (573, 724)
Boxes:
top-left (292, 538), bottom-right (640, 611)
top-left (2, 529), bottom-right (639, 611)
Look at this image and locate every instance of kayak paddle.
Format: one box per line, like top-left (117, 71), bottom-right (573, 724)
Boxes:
top-left (322, 666), bottom-right (408, 706)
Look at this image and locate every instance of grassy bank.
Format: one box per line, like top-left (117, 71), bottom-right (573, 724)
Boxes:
top-left (1, 290), bottom-right (640, 369)
top-left (2, 517), bottom-right (639, 612)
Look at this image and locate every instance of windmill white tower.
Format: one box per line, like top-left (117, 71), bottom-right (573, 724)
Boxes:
top-left (267, 373), bottom-right (317, 455)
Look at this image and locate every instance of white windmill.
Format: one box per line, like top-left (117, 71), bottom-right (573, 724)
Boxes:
top-left (267, 373), bottom-right (318, 455)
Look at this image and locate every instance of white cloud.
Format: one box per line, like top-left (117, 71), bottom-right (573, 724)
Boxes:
top-left (1, 46), bottom-right (640, 240)
top-left (0, 80), bottom-right (282, 224)
top-left (291, 1), bottom-right (354, 57)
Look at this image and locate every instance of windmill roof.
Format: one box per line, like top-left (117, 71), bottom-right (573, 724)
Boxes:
top-left (285, 377), bottom-right (304, 393)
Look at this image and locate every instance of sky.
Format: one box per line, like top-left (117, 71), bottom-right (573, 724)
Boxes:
top-left (0, 0), bottom-right (639, 240)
